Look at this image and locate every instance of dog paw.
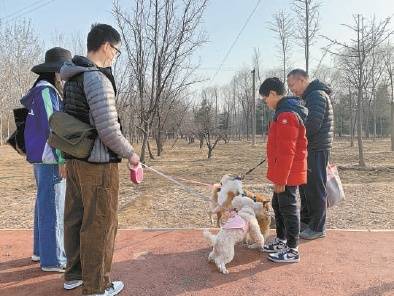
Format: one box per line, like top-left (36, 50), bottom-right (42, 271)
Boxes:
top-left (218, 263), bottom-right (229, 274)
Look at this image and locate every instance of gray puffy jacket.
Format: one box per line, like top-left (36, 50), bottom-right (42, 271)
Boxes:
top-left (60, 56), bottom-right (134, 163)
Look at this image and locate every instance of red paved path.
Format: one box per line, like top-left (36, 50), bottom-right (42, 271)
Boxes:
top-left (1, 229), bottom-right (393, 296)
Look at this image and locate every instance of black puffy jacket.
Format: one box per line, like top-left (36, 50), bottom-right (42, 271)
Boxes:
top-left (302, 80), bottom-right (334, 151)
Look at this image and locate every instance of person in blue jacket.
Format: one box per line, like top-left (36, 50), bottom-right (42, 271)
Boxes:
top-left (21, 47), bottom-right (72, 272)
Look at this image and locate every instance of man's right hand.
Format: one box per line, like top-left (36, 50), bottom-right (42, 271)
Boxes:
top-left (128, 153), bottom-right (140, 166)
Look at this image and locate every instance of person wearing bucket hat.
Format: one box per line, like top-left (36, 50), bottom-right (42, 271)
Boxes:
top-left (60, 24), bottom-right (140, 296)
top-left (20, 47), bottom-right (72, 273)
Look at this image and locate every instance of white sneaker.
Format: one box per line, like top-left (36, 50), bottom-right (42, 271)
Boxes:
top-left (106, 281), bottom-right (124, 296)
top-left (86, 281), bottom-right (124, 296)
top-left (64, 280), bottom-right (83, 290)
top-left (41, 266), bottom-right (66, 273)
top-left (31, 255), bottom-right (40, 262)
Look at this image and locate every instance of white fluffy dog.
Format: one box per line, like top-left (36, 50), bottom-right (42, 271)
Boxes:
top-left (204, 195), bottom-right (265, 274)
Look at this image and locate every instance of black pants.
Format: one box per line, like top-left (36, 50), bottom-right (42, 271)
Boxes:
top-left (299, 150), bottom-right (329, 232)
top-left (272, 186), bottom-right (299, 249)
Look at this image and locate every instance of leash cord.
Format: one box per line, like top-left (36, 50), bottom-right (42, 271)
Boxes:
top-left (241, 159), bottom-right (266, 179)
top-left (141, 164), bottom-right (211, 202)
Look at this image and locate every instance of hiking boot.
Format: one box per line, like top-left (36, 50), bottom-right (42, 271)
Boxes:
top-left (86, 281), bottom-right (125, 296)
top-left (64, 280), bottom-right (83, 290)
top-left (268, 248), bottom-right (300, 263)
top-left (262, 237), bottom-right (287, 253)
top-left (300, 228), bottom-right (326, 240)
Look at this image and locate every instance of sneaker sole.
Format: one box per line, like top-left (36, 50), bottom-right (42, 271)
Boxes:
top-left (108, 282), bottom-right (125, 296)
top-left (300, 233), bottom-right (326, 240)
top-left (41, 267), bottom-right (65, 273)
top-left (262, 248), bottom-right (285, 253)
top-left (31, 255), bottom-right (40, 262)
top-left (64, 281), bottom-right (83, 290)
top-left (268, 256), bottom-right (300, 263)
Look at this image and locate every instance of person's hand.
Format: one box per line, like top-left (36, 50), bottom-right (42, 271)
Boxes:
top-left (59, 164), bottom-right (67, 179)
top-left (274, 184), bottom-right (285, 193)
top-left (128, 153), bottom-right (140, 167)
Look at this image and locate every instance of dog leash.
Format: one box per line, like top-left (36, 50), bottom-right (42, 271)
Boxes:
top-left (141, 164), bottom-right (211, 202)
top-left (240, 159), bottom-right (266, 180)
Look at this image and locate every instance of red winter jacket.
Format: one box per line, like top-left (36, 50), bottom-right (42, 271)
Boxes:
top-left (266, 97), bottom-right (308, 186)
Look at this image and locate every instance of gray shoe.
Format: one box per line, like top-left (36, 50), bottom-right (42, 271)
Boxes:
top-left (64, 280), bottom-right (83, 290)
top-left (300, 228), bottom-right (326, 240)
top-left (300, 222), bottom-right (309, 232)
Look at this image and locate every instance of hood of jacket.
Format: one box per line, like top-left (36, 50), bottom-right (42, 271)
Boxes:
top-left (303, 79), bottom-right (332, 99)
top-left (275, 96), bottom-right (308, 123)
top-left (60, 55), bottom-right (98, 81)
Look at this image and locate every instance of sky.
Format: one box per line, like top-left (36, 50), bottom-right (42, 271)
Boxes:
top-left (0, 0), bottom-right (393, 88)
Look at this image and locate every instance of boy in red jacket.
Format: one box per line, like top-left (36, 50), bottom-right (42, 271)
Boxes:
top-left (259, 77), bottom-right (308, 263)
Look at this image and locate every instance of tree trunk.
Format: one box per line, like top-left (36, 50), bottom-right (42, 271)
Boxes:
top-left (391, 101), bottom-right (394, 151)
top-left (372, 93), bottom-right (377, 140)
top-left (147, 139), bottom-right (155, 159)
top-left (7, 113), bottom-right (10, 140)
top-left (140, 122), bottom-right (150, 163)
top-left (207, 146), bottom-right (213, 158)
top-left (357, 87), bottom-right (366, 167)
top-left (365, 102), bottom-right (370, 139)
top-left (0, 114), bottom-right (3, 145)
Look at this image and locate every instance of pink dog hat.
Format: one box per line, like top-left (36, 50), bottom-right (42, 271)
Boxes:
top-left (129, 163), bottom-right (144, 184)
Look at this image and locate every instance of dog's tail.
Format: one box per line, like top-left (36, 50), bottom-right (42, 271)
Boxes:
top-left (203, 229), bottom-right (216, 246)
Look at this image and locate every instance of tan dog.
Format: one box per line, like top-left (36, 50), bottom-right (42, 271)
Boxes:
top-left (210, 174), bottom-right (271, 240)
top-left (204, 195), bottom-right (265, 274)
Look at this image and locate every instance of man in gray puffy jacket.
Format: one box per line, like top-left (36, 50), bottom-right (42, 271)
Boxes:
top-left (287, 69), bottom-right (334, 240)
top-left (60, 23), bottom-right (140, 296)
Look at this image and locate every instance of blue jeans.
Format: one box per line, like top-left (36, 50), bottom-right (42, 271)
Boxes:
top-left (33, 164), bottom-right (66, 268)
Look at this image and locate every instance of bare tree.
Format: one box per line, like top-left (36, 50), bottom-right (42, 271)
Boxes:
top-left (113, 0), bottom-right (208, 162)
top-left (268, 9), bottom-right (294, 83)
top-left (384, 41), bottom-right (394, 151)
top-left (325, 15), bottom-right (392, 166)
top-left (194, 97), bottom-right (222, 158)
top-left (0, 19), bottom-right (42, 144)
top-left (293, 0), bottom-right (321, 74)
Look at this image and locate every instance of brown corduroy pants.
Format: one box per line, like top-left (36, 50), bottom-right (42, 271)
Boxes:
top-left (64, 159), bottom-right (119, 295)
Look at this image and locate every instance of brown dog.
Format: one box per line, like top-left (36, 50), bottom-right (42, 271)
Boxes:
top-left (210, 175), bottom-right (271, 240)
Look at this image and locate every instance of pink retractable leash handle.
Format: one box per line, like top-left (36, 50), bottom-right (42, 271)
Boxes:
top-left (128, 162), bottom-right (144, 184)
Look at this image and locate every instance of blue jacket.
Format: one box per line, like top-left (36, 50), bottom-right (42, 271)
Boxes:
top-left (20, 80), bottom-right (64, 164)
top-left (302, 80), bottom-right (334, 151)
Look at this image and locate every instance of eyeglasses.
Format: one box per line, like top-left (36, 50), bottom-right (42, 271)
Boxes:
top-left (109, 43), bottom-right (121, 57)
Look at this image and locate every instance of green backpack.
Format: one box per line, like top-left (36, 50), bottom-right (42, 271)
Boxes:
top-left (48, 112), bottom-right (97, 159)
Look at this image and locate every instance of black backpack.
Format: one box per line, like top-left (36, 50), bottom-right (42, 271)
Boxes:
top-left (7, 107), bottom-right (29, 155)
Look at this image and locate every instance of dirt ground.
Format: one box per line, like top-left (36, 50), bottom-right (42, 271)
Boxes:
top-left (0, 138), bottom-right (393, 229)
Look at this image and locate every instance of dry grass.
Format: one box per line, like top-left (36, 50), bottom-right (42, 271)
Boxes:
top-left (0, 138), bottom-right (393, 229)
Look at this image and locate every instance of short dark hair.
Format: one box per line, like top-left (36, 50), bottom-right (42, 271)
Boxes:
top-left (287, 68), bottom-right (309, 79)
top-left (259, 77), bottom-right (285, 97)
top-left (87, 23), bottom-right (121, 52)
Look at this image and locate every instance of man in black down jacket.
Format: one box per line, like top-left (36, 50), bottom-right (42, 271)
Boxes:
top-left (287, 69), bottom-right (334, 240)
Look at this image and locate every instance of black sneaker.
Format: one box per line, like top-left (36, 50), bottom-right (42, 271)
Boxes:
top-left (268, 248), bottom-right (300, 263)
top-left (262, 237), bottom-right (287, 253)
